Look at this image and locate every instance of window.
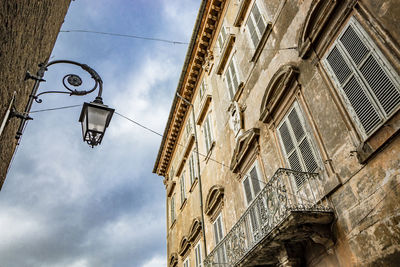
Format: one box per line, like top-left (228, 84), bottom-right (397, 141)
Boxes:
top-left (183, 257), bottom-right (190, 267)
top-left (242, 162), bottom-right (263, 238)
top-left (277, 102), bottom-right (320, 188)
top-left (199, 80), bottom-right (207, 100)
top-left (323, 17), bottom-right (400, 138)
top-left (213, 214), bottom-right (227, 265)
top-left (180, 171), bottom-right (186, 205)
top-left (242, 162), bottom-right (262, 205)
top-left (170, 194), bottom-right (175, 224)
top-left (246, 1), bottom-right (267, 48)
top-left (217, 22), bottom-right (228, 52)
top-left (185, 116), bottom-right (192, 138)
top-left (225, 56), bottom-right (240, 99)
top-left (194, 241), bottom-right (202, 267)
top-left (188, 151), bottom-right (198, 185)
top-left (203, 113), bottom-right (214, 152)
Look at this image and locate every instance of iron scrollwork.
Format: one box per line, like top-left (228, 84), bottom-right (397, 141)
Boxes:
top-left (15, 60), bottom-right (104, 140)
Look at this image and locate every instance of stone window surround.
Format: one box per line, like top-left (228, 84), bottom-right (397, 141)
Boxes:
top-left (169, 253), bottom-right (178, 267)
top-left (315, 4), bottom-right (400, 164)
top-left (259, 64), bottom-right (340, 196)
top-left (205, 185), bottom-right (225, 222)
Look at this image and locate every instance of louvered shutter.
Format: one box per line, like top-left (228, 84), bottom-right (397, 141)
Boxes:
top-left (243, 176), bottom-right (253, 204)
top-left (180, 173), bottom-right (186, 204)
top-left (278, 104), bottom-right (320, 187)
top-left (324, 18), bottom-right (400, 137)
top-left (231, 60), bottom-right (239, 93)
top-left (247, 2), bottom-right (266, 47)
top-left (247, 10), bottom-right (259, 46)
top-left (171, 195), bottom-right (175, 223)
top-left (249, 166), bottom-right (261, 196)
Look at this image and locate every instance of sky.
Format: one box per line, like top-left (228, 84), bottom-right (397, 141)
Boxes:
top-left (0, 1), bottom-right (200, 266)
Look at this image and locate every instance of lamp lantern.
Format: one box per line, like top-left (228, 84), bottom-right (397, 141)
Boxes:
top-left (10, 59), bottom-right (114, 147)
top-left (79, 100), bottom-right (114, 147)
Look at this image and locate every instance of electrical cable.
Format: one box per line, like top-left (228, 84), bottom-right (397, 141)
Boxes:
top-left (25, 105), bottom-right (324, 205)
top-left (60, 29), bottom-right (298, 52)
top-left (60, 30), bottom-right (189, 45)
top-left (30, 104), bottom-right (82, 113)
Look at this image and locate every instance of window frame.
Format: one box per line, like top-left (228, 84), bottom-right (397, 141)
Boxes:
top-left (276, 101), bottom-right (322, 188)
top-left (183, 257), bottom-right (190, 267)
top-left (203, 112), bottom-right (214, 153)
top-left (188, 150), bottom-right (198, 185)
top-left (170, 194), bottom-right (176, 226)
top-left (194, 241), bottom-right (202, 267)
top-left (224, 55), bottom-right (241, 99)
top-left (322, 16), bottom-right (400, 140)
top-left (212, 213), bottom-right (227, 265)
top-left (241, 160), bottom-right (263, 206)
top-left (245, 1), bottom-right (267, 48)
top-left (180, 171), bottom-right (186, 206)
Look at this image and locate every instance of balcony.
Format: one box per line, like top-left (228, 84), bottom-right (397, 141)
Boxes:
top-left (204, 169), bottom-right (334, 267)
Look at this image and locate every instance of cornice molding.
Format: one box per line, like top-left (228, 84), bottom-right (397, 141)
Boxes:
top-left (153, 0), bottom-right (227, 177)
top-left (259, 64), bottom-right (299, 123)
top-left (205, 185), bottom-right (224, 221)
top-left (188, 217), bottom-right (203, 244)
top-left (169, 253), bottom-right (178, 267)
top-left (298, 0), bottom-right (338, 59)
top-left (178, 236), bottom-right (191, 257)
top-left (230, 128), bottom-right (260, 173)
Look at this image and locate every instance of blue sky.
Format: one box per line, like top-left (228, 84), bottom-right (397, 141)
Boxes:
top-left (0, 1), bottom-right (199, 266)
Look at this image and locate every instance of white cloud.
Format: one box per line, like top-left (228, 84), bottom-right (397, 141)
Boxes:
top-left (141, 255), bottom-right (166, 267)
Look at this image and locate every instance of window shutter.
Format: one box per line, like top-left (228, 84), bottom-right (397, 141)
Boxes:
top-left (225, 69), bottom-right (234, 99)
top-left (288, 108), bottom-right (318, 173)
top-left (249, 166), bottom-right (261, 196)
top-left (342, 76), bottom-right (381, 134)
top-left (279, 122), bottom-right (295, 154)
top-left (278, 104), bottom-right (320, 187)
top-left (253, 3), bottom-right (266, 37)
top-left (171, 196), bottom-right (175, 223)
top-left (247, 12), bottom-right (259, 46)
top-left (231, 60), bottom-right (239, 93)
top-left (360, 55), bottom-right (400, 115)
top-left (324, 17), bottom-right (400, 137)
top-left (243, 176), bottom-right (253, 204)
top-left (326, 47), bottom-right (352, 85)
top-left (213, 222), bottom-right (219, 244)
top-left (217, 217), bottom-right (224, 241)
top-left (180, 173), bottom-right (186, 204)
top-left (340, 24), bottom-right (369, 66)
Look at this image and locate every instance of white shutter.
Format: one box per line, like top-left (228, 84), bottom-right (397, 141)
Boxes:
top-left (171, 195), bottom-right (175, 223)
top-left (324, 17), bottom-right (400, 137)
top-left (249, 166), bottom-right (261, 196)
top-left (243, 176), bottom-right (253, 204)
top-left (180, 172), bottom-right (186, 204)
top-left (278, 103), bottom-right (320, 188)
top-left (195, 242), bottom-right (202, 267)
top-left (246, 2), bottom-right (267, 47)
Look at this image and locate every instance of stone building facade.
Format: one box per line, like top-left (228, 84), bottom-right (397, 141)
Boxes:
top-left (153, 0), bottom-right (400, 266)
top-left (0, 0), bottom-right (71, 189)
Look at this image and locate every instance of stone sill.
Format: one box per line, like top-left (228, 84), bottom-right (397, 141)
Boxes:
top-left (356, 109), bottom-right (400, 164)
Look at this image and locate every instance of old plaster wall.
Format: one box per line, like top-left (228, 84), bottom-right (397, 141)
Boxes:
top-left (164, 0), bottom-right (400, 266)
top-left (0, 0), bottom-right (71, 189)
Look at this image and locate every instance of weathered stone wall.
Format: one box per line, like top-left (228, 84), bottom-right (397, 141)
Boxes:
top-left (161, 0), bottom-right (400, 266)
top-left (0, 0), bottom-right (71, 189)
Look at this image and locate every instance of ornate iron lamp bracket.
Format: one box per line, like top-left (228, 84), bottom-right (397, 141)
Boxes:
top-left (14, 60), bottom-right (105, 140)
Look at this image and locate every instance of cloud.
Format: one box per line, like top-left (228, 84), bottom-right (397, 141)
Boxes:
top-left (142, 255), bottom-right (166, 267)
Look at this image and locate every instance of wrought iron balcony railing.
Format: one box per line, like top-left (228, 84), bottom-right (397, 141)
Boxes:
top-left (204, 168), bottom-right (333, 267)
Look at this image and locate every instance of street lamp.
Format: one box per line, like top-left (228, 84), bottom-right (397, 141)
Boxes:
top-left (11, 60), bottom-right (114, 147)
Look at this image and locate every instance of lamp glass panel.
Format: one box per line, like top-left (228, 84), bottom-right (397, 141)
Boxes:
top-left (87, 106), bottom-right (110, 133)
top-left (81, 110), bottom-right (88, 139)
